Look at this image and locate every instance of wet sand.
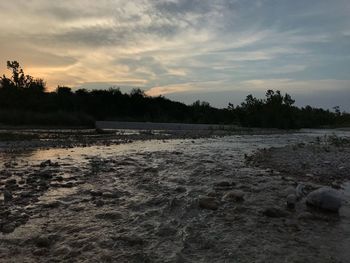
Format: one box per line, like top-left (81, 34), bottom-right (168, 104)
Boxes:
top-left (0, 130), bottom-right (350, 262)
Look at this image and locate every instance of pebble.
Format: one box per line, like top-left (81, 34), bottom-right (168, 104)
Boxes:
top-left (286, 194), bottom-right (297, 209)
top-left (95, 211), bottom-right (123, 220)
top-left (283, 186), bottom-right (296, 197)
top-left (175, 186), bottom-right (187, 193)
top-left (296, 184), bottom-right (307, 200)
top-left (90, 190), bottom-right (103, 197)
top-left (331, 182), bottom-right (341, 189)
top-left (1, 223), bottom-right (15, 234)
top-left (102, 191), bottom-right (119, 198)
top-left (223, 190), bottom-right (245, 202)
top-left (42, 201), bottom-right (61, 209)
top-left (214, 181), bottom-right (235, 190)
top-left (40, 160), bottom-right (59, 167)
top-left (118, 235), bottom-right (144, 246)
top-left (40, 160), bottom-right (52, 167)
top-left (34, 235), bottom-right (52, 248)
top-left (297, 211), bottom-right (314, 220)
top-left (32, 248), bottom-right (48, 256)
top-left (198, 196), bottom-right (219, 210)
top-left (262, 207), bottom-right (288, 218)
top-left (207, 191), bottom-right (220, 197)
top-left (20, 191), bottom-right (32, 198)
top-left (95, 200), bottom-right (105, 207)
top-left (5, 179), bottom-right (17, 186)
top-left (4, 189), bottom-right (13, 203)
top-left (53, 245), bottom-right (72, 256)
top-left (157, 225), bottom-right (177, 237)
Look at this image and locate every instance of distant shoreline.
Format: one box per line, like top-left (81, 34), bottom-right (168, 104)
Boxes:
top-left (95, 121), bottom-right (238, 131)
top-left (0, 125), bottom-right (300, 152)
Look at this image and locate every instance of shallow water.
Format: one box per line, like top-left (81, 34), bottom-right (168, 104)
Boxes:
top-left (1, 129), bottom-right (350, 262)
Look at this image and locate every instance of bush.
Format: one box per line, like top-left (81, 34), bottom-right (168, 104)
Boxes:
top-left (0, 110), bottom-right (95, 127)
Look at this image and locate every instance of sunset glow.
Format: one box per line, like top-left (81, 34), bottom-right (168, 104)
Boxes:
top-left (1, 0), bottom-right (349, 109)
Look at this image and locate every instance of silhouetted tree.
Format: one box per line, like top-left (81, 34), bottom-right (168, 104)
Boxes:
top-left (0, 61), bottom-right (45, 92)
top-left (0, 61), bottom-right (349, 128)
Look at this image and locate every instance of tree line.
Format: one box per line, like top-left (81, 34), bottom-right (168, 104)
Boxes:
top-left (0, 61), bottom-right (349, 128)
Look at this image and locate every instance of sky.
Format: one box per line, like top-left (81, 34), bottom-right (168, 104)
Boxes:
top-left (0, 0), bottom-right (349, 110)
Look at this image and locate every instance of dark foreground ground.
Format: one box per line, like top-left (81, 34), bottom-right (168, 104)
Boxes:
top-left (0, 129), bottom-right (350, 262)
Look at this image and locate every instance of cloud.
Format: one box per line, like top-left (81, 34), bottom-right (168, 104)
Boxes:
top-left (146, 83), bottom-right (192, 96)
top-left (0, 0), bottom-right (349, 110)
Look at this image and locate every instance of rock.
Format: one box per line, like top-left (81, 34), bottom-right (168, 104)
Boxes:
top-left (69, 205), bottom-right (85, 212)
top-left (39, 160), bottom-right (59, 167)
top-left (262, 207), bottom-right (288, 218)
top-left (95, 211), bottom-right (123, 220)
top-left (198, 196), bottom-right (219, 210)
top-left (5, 179), bottom-right (17, 186)
top-left (20, 191), bottom-right (32, 198)
top-left (1, 223), bottom-right (15, 234)
top-left (215, 181), bottom-right (231, 187)
top-left (95, 200), bottom-right (105, 207)
top-left (100, 253), bottom-right (113, 262)
top-left (89, 190), bottom-right (103, 197)
top-left (297, 211), bottom-right (314, 220)
top-left (34, 236), bottom-right (52, 248)
top-left (207, 191), bottom-right (220, 197)
top-left (223, 190), bottom-right (245, 202)
top-left (18, 179), bottom-right (25, 185)
top-left (175, 252), bottom-right (186, 263)
top-left (283, 186), bottom-right (296, 197)
top-left (169, 197), bottom-right (182, 208)
top-left (296, 184), bottom-right (307, 200)
top-left (175, 186), bottom-right (187, 193)
top-left (102, 191), bottom-right (119, 198)
top-left (55, 176), bottom-right (64, 182)
top-left (157, 225), bottom-right (177, 237)
top-left (42, 201), bottom-right (61, 209)
top-left (214, 181), bottom-right (235, 190)
top-left (53, 245), bottom-right (72, 256)
top-left (286, 194), bottom-right (297, 209)
top-left (32, 248), bottom-right (48, 256)
top-left (306, 187), bottom-right (342, 213)
top-left (61, 182), bottom-right (75, 188)
top-left (17, 213), bottom-right (29, 223)
top-left (98, 239), bottom-right (115, 249)
top-left (52, 162), bottom-right (60, 167)
top-left (37, 171), bottom-right (53, 179)
top-left (40, 160), bottom-right (52, 167)
top-left (118, 235), bottom-right (144, 246)
top-left (4, 189), bottom-right (13, 203)
top-left (331, 182), bottom-right (341, 189)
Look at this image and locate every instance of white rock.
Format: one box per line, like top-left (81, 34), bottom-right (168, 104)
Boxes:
top-left (306, 187), bottom-right (342, 212)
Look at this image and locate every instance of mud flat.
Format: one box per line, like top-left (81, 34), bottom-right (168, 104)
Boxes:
top-left (0, 129), bottom-right (350, 262)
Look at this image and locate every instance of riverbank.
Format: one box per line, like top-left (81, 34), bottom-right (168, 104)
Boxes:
top-left (0, 127), bottom-right (298, 152)
top-left (247, 134), bottom-right (350, 186)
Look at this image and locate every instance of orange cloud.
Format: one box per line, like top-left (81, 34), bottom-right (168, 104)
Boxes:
top-left (146, 83), bottom-right (193, 96)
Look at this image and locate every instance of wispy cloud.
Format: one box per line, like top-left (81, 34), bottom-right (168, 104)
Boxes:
top-left (0, 0), bottom-right (349, 109)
